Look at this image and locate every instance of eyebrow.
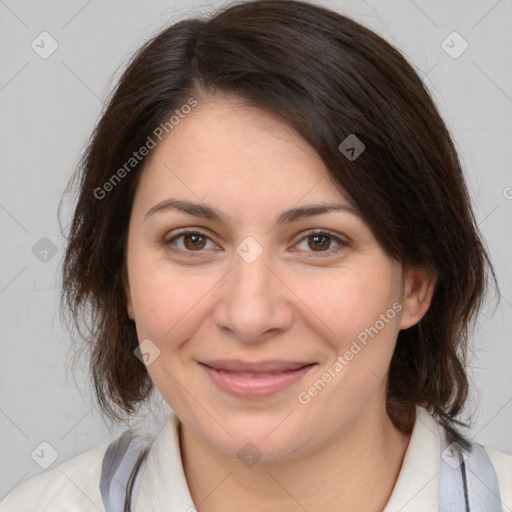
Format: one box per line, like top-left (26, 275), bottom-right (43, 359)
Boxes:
top-left (144, 199), bottom-right (360, 225)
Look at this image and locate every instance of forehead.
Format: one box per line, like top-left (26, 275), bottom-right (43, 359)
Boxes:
top-left (134, 95), bottom-right (352, 217)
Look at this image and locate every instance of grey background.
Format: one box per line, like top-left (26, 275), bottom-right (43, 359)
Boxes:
top-left (1, 0), bottom-right (511, 499)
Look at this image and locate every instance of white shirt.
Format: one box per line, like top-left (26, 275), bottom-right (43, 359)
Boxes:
top-left (1, 405), bottom-right (511, 511)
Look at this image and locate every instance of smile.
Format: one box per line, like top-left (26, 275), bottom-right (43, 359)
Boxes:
top-left (199, 361), bottom-right (317, 399)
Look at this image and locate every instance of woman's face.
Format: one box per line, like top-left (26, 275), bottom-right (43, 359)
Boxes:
top-left (124, 94), bottom-right (431, 461)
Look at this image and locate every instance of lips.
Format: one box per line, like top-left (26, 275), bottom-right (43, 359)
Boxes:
top-left (200, 359), bottom-right (313, 373)
top-left (199, 359), bottom-right (316, 399)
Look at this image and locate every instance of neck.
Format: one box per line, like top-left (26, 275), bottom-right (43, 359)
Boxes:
top-left (179, 397), bottom-right (412, 512)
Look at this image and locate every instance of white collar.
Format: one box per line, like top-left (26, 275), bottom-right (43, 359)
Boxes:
top-left (136, 405), bottom-right (441, 510)
top-left (383, 405), bottom-right (440, 511)
top-left (136, 412), bottom-right (194, 510)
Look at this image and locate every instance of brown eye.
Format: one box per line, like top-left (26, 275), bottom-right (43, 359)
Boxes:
top-left (165, 229), bottom-right (217, 254)
top-left (294, 230), bottom-right (348, 257)
top-left (183, 233), bottom-right (207, 250)
top-left (308, 234), bottom-right (331, 251)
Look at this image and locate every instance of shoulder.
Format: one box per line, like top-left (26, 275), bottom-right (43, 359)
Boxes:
top-left (481, 443), bottom-right (512, 511)
top-left (0, 441), bottom-right (109, 512)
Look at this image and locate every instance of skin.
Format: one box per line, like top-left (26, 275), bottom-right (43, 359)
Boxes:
top-left (124, 93), bottom-right (436, 512)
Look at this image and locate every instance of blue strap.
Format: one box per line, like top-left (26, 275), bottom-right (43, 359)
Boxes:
top-left (438, 421), bottom-right (503, 511)
top-left (100, 430), bottom-right (151, 512)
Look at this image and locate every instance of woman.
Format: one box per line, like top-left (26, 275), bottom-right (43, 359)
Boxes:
top-left (1, 0), bottom-right (510, 510)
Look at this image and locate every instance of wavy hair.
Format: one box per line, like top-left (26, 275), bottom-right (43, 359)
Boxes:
top-left (60, 0), bottom-right (497, 435)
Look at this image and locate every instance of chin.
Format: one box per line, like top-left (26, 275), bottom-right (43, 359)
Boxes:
top-left (213, 416), bottom-right (307, 462)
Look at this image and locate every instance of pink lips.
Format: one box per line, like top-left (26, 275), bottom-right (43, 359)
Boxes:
top-left (200, 359), bottom-right (316, 399)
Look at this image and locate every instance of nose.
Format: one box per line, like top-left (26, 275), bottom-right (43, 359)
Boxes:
top-left (213, 243), bottom-right (293, 343)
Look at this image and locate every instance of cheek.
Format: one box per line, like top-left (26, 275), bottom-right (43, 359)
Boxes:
top-left (128, 259), bottom-right (221, 347)
top-left (128, 266), bottom-right (218, 406)
top-left (293, 266), bottom-right (401, 350)
top-left (293, 272), bottom-right (402, 421)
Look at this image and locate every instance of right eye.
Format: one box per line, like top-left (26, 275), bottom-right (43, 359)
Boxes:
top-left (164, 229), bottom-right (220, 255)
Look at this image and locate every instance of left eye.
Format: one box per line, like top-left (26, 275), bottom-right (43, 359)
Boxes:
top-left (294, 231), bottom-right (347, 256)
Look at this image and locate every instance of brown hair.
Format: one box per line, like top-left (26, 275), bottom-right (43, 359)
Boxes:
top-left (60, 0), bottom-right (496, 435)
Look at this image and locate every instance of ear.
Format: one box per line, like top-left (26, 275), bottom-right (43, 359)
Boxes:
top-left (125, 285), bottom-right (135, 320)
top-left (122, 267), bottom-right (135, 320)
top-left (399, 267), bottom-right (436, 330)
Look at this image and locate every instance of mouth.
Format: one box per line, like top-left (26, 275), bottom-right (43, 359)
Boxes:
top-left (199, 360), bottom-right (317, 399)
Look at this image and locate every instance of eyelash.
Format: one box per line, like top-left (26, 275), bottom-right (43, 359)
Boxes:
top-left (163, 228), bottom-right (348, 258)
